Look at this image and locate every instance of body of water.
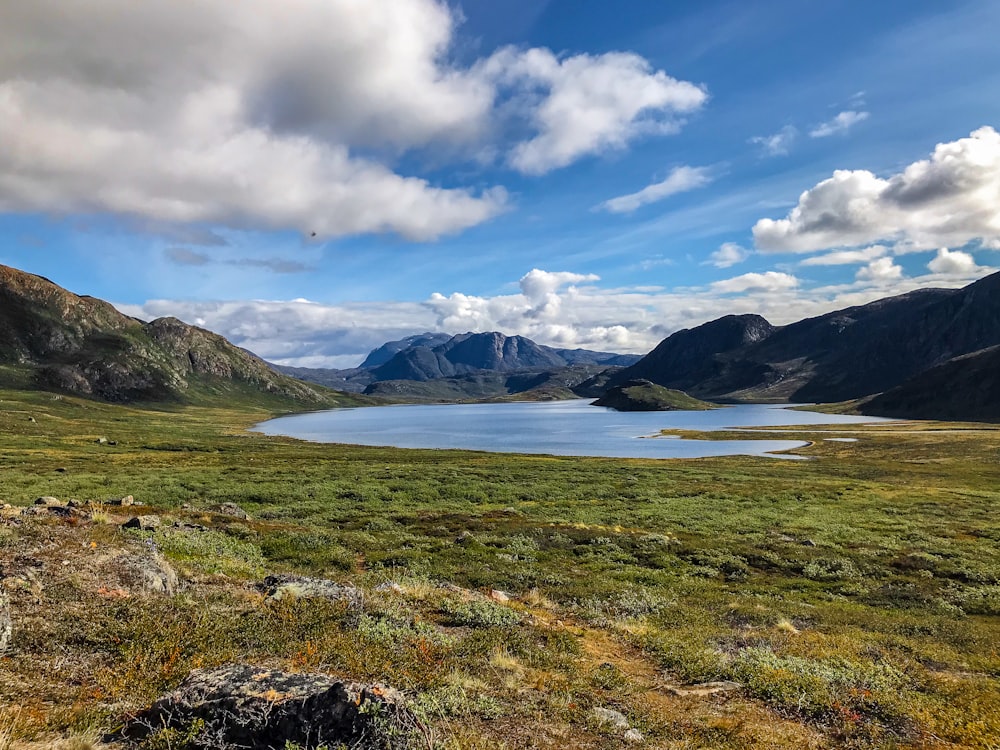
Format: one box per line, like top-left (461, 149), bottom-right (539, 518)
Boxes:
top-left (253, 400), bottom-right (888, 459)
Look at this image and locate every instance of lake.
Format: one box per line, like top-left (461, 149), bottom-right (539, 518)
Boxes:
top-left (252, 399), bottom-right (889, 460)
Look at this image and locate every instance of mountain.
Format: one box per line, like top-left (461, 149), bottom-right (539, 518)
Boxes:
top-left (0, 264), bottom-right (352, 407)
top-left (359, 332), bottom-right (453, 368)
top-left (592, 380), bottom-right (718, 412)
top-left (861, 346), bottom-right (1000, 422)
top-left (276, 333), bottom-right (641, 395)
top-left (369, 331), bottom-right (637, 383)
top-left (612, 272), bottom-right (1000, 404)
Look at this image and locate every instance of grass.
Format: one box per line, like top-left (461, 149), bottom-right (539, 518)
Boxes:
top-left (0, 386), bottom-right (998, 748)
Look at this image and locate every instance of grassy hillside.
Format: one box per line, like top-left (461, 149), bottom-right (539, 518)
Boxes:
top-left (593, 380), bottom-right (718, 411)
top-left (1, 389), bottom-right (998, 749)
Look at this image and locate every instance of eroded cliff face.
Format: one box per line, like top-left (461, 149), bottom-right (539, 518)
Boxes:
top-left (0, 264), bottom-right (329, 404)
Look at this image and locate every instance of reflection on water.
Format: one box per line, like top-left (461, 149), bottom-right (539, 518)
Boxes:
top-left (253, 399), bottom-right (887, 460)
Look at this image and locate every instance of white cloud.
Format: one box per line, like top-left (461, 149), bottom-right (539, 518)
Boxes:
top-left (927, 247), bottom-right (981, 275)
top-left (800, 245), bottom-right (888, 266)
top-left (855, 257), bottom-right (903, 282)
top-left (753, 127), bottom-right (1000, 253)
top-left (0, 0), bottom-right (705, 239)
top-left (749, 126), bottom-right (797, 156)
top-left (599, 166), bottom-right (712, 213)
top-left (708, 242), bottom-right (750, 268)
top-left (483, 48), bottom-right (707, 175)
top-left (119, 265), bottom-right (994, 368)
top-left (809, 110), bottom-right (870, 138)
top-left (710, 271), bottom-right (799, 294)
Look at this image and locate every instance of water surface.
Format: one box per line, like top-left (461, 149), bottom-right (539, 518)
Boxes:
top-left (253, 400), bottom-right (886, 460)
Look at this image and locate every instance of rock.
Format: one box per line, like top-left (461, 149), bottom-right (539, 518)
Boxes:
top-left (54, 467), bottom-right (67, 473)
top-left (96, 436), bottom-right (108, 444)
top-left (624, 728), bottom-right (645, 743)
top-left (34, 496), bottom-right (63, 507)
top-left (489, 589), bottom-right (511, 603)
top-left (593, 707), bottom-right (629, 729)
top-left (122, 515), bottom-right (162, 531)
top-left (114, 551), bottom-right (178, 596)
top-left (664, 680), bottom-right (741, 697)
top-left (213, 502), bottom-right (250, 520)
top-left (375, 582), bottom-right (405, 595)
top-left (0, 591), bottom-right (11, 654)
top-left (261, 575), bottom-right (364, 609)
top-left (171, 521), bottom-right (208, 532)
top-left (27, 416), bottom-right (35, 423)
top-left (120, 664), bottom-right (416, 749)
top-left (801, 539), bottom-right (817, 547)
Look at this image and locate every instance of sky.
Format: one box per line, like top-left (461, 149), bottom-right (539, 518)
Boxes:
top-left (2, 0), bottom-right (1000, 368)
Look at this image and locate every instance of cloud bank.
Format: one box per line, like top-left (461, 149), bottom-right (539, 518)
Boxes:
top-left (0, 0), bottom-right (706, 240)
top-left (753, 127), bottom-right (1000, 253)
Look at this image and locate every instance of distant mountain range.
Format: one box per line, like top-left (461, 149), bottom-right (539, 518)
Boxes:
top-left (0, 264), bottom-right (354, 408)
top-left (608, 271), bottom-right (1000, 419)
top-left (2, 260), bottom-right (997, 421)
top-left (274, 331), bottom-right (640, 398)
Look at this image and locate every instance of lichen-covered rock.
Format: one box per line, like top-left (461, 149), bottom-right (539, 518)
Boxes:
top-left (121, 664), bottom-right (417, 750)
top-left (111, 550), bottom-right (178, 596)
top-left (0, 590), bottom-right (11, 654)
top-left (213, 502), bottom-right (251, 520)
top-left (34, 496), bottom-right (63, 507)
top-left (260, 574), bottom-right (363, 609)
top-left (593, 706), bottom-right (629, 729)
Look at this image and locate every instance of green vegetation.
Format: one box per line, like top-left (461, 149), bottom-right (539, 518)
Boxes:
top-left (1, 387), bottom-right (998, 749)
top-left (593, 380), bottom-right (718, 411)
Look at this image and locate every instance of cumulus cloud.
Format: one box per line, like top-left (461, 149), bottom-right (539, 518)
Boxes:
top-left (118, 264), bottom-right (995, 368)
top-left (749, 126), bottom-right (797, 156)
top-left (927, 247), bottom-right (981, 275)
top-left (753, 127), bottom-right (1000, 253)
top-left (810, 110), bottom-right (869, 138)
top-left (707, 242), bottom-right (750, 268)
top-left (855, 257), bottom-right (903, 282)
top-left (483, 48), bottom-right (707, 175)
top-left (710, 271), bottom-right (799, 294)
top-left (0, 0), bottom-right (704, 240)
top-left (598, 166), bottom-right (712, 213)
top-left (800, 245), bottom-right (888, 266)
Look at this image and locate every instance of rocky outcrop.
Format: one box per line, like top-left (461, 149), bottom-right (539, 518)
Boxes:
top-left (121, 664), bottom-right (417, 750)
top-left (260, 575), bottom-right (364, 609)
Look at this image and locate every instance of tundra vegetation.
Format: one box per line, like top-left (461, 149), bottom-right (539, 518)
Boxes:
top-left (0, 387), bottom-right (998, 749)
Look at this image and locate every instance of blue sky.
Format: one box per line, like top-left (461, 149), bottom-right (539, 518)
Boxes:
top-left (1, 0), bottom-right (999, 367)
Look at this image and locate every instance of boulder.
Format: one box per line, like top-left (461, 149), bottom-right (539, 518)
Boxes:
top-left (261, 575), bottom-right (363, 609)
top-left (112, 551), bottom-right (179, 596)
top-left (120, 664), bottom-right (416, 749)
top-left (624, 728), bottom-right (645, 743)
top-left (122, 515), bottom-right (162, 531)
top-left (593, 707), bottom-right (629, 729)
top-left (0, 591), bottom-right (11, 654)
top-left (213, 502), bottom-right (251, 520)
top-left (34, 496), bottom-right (63, 507)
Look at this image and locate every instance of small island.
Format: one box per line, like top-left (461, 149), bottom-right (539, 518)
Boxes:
top-left (592, 379), bottom-right (719, 412)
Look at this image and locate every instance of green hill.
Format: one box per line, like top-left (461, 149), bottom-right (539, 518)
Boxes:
top-left (592, 379), bottom-right (719, 411)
